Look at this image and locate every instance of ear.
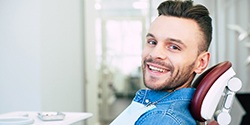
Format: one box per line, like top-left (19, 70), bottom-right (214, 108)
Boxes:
top-left (194, 52), bottom-right (210, 74)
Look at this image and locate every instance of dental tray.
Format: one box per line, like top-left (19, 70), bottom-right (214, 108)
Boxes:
top-left (37, 112), bottom-right (65, 121)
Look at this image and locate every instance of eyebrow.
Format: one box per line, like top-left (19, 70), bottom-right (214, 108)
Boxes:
top-left (146, 33), bottom-right (154, 38)
top-left (146, 33), bottom-right (187, 48)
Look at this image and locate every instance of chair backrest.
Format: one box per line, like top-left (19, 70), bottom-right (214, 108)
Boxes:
top-left (190, 61), bottom-right (242, 125)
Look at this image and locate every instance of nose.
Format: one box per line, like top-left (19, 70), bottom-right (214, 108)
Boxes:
top-left (150, 44), bottom-right (168, 60)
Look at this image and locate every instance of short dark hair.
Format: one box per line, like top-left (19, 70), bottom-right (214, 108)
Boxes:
top-left (157, 0), bottom-right (212, 52)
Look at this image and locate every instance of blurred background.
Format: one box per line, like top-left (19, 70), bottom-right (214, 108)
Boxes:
top-left (0, 0), bottom-right (249, 125)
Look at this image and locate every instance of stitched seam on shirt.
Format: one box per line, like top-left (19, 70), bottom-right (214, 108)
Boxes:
top-left (166, 109), bottom-right (183, 125)
top-left (166, 101), bottom-right (189, 125)
top-left (158, 98), bottom-right (190, 104)
top-left (136, 110), bottom-right (182, 125)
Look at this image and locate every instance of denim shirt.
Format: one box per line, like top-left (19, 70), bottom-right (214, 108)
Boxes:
top-left (110, 88), bottom-right (196, 125)
top-left (134, 88), bottom-right (196, 125)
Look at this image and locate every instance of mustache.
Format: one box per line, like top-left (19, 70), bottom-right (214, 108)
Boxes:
top-left (144, 57), bottom-right (174, 72)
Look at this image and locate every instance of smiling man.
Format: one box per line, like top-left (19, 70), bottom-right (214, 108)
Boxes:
top-left (110, 0), bottom-right (212, 125)
top-left (143, 15), bottom-right (209, 92)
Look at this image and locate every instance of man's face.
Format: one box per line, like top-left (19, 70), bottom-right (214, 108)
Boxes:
top-left (142, 16), bottom-right (204, 91)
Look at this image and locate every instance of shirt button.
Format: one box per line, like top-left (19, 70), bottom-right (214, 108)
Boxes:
top-left (145, 99), bottom-right (150, 103)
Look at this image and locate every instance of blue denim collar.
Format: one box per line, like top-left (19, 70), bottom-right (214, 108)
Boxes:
top-left (133, 88), bottom-right (196, 106)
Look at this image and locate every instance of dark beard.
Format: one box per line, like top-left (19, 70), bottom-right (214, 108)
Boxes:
top-left (142, 57), bottom-right (195, 91)
top-left (161, 64), bottom-right (195, 91)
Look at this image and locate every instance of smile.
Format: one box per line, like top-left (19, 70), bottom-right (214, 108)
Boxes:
top-left (148, 65), bottom-right (166, 73)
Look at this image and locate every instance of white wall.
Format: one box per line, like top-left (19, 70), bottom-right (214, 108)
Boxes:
top-left (40, 0), bottom-right (84, 112)
top-left (0, 0), bottom-right (41, 112)
top-left (0, 0), bottom-right (85, 117)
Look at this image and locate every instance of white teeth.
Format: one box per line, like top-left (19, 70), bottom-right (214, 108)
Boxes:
top-left (149, 65), bottom-right (165, 72)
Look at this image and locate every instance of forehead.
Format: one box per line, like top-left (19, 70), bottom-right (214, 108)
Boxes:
top-left (148, 16), bottom-right (202, 46)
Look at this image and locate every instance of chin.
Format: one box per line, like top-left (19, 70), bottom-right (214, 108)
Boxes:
top-left (144, 81), bottom-right (165, 90)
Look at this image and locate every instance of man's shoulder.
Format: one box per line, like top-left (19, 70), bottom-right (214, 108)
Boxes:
top-left (136, 108), bottom-right (196, 125)
top-left (134, 88), bottom-right (196, 125)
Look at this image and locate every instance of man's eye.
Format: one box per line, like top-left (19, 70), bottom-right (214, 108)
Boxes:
top-left (169, 45), bottom-right (181, 50)
top-left (148, 40), bottom-right (157, 45)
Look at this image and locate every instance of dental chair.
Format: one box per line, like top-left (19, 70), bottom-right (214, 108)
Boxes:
top-left (190, 61), bottom-right (242, 125)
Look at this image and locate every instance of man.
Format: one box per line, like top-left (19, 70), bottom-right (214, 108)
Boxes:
top-left (110, 0), bottom-right (212, 124)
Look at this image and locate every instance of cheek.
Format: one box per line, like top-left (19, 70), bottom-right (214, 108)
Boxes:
top-left (141, 47), bottom-right (151, 59)
top-left (173, 52), bottom-right (196, 63)
top-left (167, 55), bottom-right (187, 71)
